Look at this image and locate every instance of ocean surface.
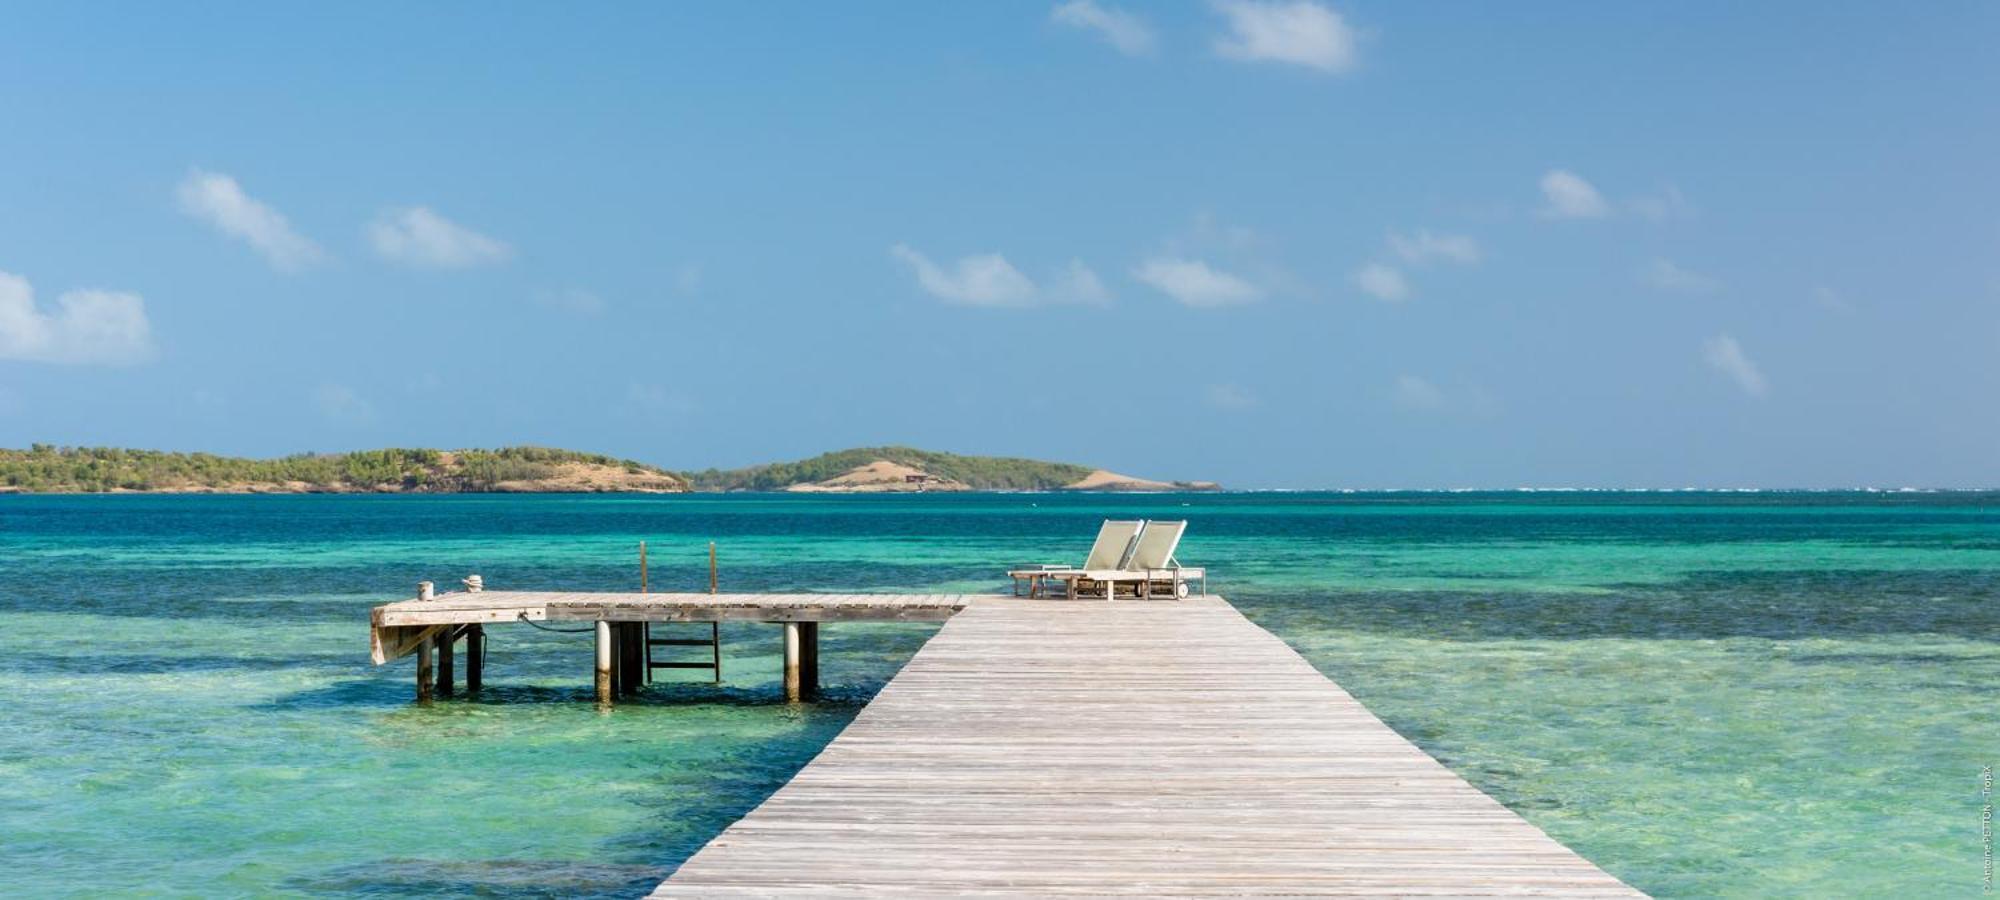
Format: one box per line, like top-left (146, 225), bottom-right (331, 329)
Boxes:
top-left (0, 492), bottom-right (1994, 898)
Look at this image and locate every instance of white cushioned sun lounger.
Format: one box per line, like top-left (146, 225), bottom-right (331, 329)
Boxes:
top-left (1006, 520), bottom-right (1141, 597)
top-left (1045, 520), bottom-right (1207, 600)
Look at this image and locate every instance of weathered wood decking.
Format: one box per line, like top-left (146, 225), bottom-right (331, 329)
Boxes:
top-left (654, 596), bottom-right (1641, 897)
top-left (373, 591), bottom-right (973, 629)
top-left (370, 591), bottom-right (975, 667)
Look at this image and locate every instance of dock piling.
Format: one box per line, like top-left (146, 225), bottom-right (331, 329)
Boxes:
top-left (782, 622), bottom-right (802, 702)
top-left (434, 630), bottom-right (454, 697)
top-left (465, 624), bottom-right (483, 692)
top-left (595, 620), bottom-right (613, 706)
top-left (799, 622), bottom-right (818, 700)
top-left (619, 623), bottom-right (644, 696)
top-left (415, 637), bottom-right (433, 703)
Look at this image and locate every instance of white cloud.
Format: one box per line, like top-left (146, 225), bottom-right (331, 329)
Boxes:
top-left (890, 244), bottom-right (1108, 308)
top-left (1051, 258), bottom-right (1113, 304)
top-left (1132, 256), bottom-right (1262, 307)
top-left (891, 244), bottom-right (1033, 306)
top-left (536, 288), bottom-right (606, 315)
top-left (367, 207), bottom-right (512, 268)
top-left (1643, 258), bottom-right (1719, 293)
top-left (1391, 374), bottom-right (1446, 411)
top-left (1702, 334), bottom-right (1768, 397)
top-left (1211, 0), bottom-right (1358, 73)
top-left (1632, 185), bottom-right (1695, 221)
top-left (1148, 214), bottom-right (1303, 299)
top-left (1204, 383), bottom-right (1258, 410)
top-left (0, 270), bottom-right (155, 365)
top-left (314, 384), bottom-right (376, 426)
top-left (1539, 169), bottom-right (1610, 219)
top-left (1353, 263), bottom-right (1410, 302)
top-left (175, 170), bottom-right (325, 271)
top-left (1052, 1), bottom-right (1157, 56)
top-left (1387, 229), bottom-right (1482, 265)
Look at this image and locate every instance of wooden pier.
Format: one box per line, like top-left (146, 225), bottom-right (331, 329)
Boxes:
top-left (370, 590), bottom-right (1641, 895)
top-left (653, 596), bottom-right (1640, 897)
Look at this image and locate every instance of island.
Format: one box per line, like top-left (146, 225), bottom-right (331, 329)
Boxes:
top-left (0, 444), bottom-right (1220, 494)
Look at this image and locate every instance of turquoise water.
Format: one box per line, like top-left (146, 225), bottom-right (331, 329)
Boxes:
top-left (1, 492), bottom-right (1994, 897)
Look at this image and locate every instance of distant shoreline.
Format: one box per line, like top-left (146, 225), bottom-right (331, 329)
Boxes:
top-left (0, 445), bottom-right (1221, 495)
top-left (6, 486), bottom-right (1996, 497)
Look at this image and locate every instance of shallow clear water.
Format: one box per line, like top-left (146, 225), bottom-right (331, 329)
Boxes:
top-left (0, 492), bottom-right (1994, 897)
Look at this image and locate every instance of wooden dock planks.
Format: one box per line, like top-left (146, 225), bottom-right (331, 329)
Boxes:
top-left (370, 592), bottom-right (976, 664)
top-left (652, 596), bottom-right (1642, 897)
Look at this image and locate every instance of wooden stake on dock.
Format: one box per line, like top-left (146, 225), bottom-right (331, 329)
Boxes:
top-left (595, 620), bottom-right (613, 706)
top-left (414, 581), bottom-right (435, 702)
top-left (708, 542), bottom-right (717, 594)
top-left (639, 541), bottom-right (650, 682)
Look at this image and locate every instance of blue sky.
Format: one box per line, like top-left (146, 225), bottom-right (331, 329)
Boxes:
top-left (2, 2), bottom-right (1996, 488)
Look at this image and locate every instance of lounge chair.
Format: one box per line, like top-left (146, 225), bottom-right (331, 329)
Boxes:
top-left (1050, 520), bottom-right (1207, 600)
top-left (1006, 520), bottom-right (1142, 597)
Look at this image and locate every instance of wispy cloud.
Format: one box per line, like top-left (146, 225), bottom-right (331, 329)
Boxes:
top-left (1051, 1), bottom-right (1157, 56)
top-left (176, 170), bottom-right (325, 271)
top-left (1204, 383), bottom-right (1259, 410)
top-left (893, 246), bottom-right (1034, 306)
top-left (1051, 259), bottom-right (1112, 304)
top-left (891, 244), bottom-right (1109, 307)
top-left (1390, 374), bottom-right (1501, 417)
top-left (367, 207), bottom-right (512, 268)
top-left (1211, 0), bottom-right (1359, 73)
top-left (1133, 257), bottom-right (1262, 307)
top-left (1353, 263), bottom-right (1410, 302)
top-left (1538, 169), bottom-right (1610, 219)
top-left (0, 270), bottom-right (155, 365)
top-left (314, 384), bottom-right (376, 426)
top-left (1387, 229), bottom-right (1482, 266)
top-left (1702, 334), bottom-right (1768, 397)
top-left (1643, 258), bottom-right (1719, 293)
top-left (1632, 185), bottom-right (1695, 221)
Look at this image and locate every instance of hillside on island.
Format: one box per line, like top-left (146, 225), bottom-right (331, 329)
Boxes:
top-left (0, 444), bottom-right (1217, 494)
top-left (0, 445), bottom-right (686, 493)
top-left (683, 446), bottom-right (1219, 493)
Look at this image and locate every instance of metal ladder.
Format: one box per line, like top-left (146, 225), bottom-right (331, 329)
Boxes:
top-left (644, 622), bottom-right (722, 684)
